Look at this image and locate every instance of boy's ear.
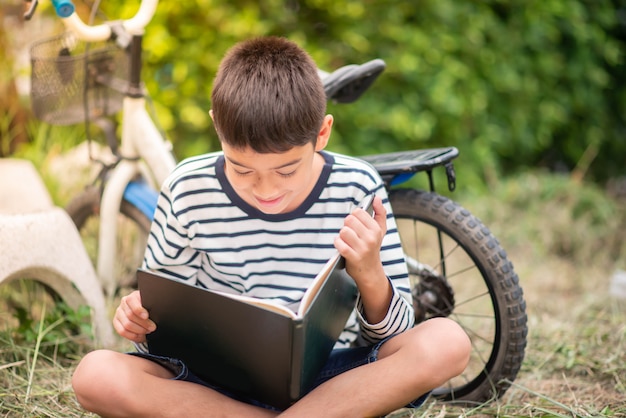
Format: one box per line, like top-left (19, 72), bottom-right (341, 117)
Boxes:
top-left (315, 115), bottom-right (333, 152)
top-left (209, 109), bottom-right (214, 121)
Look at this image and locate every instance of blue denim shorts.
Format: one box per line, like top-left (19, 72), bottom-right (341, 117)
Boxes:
top-left (129, 335), bottom-right (429, 412)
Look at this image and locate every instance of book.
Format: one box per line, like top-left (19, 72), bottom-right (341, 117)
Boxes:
top-left (137, 194), bottom-right (374, 409)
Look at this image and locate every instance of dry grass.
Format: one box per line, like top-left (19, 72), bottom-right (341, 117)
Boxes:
top-left (0, 328), bottom-right (94, 417)
top-left (2, 170), bottom-right (625, 417)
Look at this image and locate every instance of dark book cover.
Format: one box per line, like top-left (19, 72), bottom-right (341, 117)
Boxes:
top-left (137, 254), bottom-right (357, 409)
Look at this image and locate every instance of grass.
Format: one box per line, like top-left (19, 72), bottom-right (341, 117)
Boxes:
top-left (1, 169), bottom-right (625, 417)
top-left (0, 331), bottom-right (94, 417)
top-left (1, 314), bottom-right (87, 417)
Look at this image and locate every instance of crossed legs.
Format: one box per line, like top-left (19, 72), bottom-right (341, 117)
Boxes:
top-left (72, 317), bottom-right (470, 418)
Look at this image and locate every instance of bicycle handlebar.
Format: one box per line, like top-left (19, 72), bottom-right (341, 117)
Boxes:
top-left (44, 0), bottom-right (158, 41)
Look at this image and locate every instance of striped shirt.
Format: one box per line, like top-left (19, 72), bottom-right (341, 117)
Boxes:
top-left (143, 150), bottom-right (414, 348)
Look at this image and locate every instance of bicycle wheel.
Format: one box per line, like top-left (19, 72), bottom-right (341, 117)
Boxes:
top-left (66, 186), bottom-right (151, 294)
top-left (388, 189), bottom-right (527, 404)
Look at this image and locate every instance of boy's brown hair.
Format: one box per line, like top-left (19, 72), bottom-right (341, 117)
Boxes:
top-left (211, 36), bottom-right (327, 153)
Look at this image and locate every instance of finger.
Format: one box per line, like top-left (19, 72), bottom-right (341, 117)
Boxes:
top-left (371, 196), bottom-right (387, 231)
top-left (334, 234), bottom-right (355, 260)
top-left (115, 292), bottom-right (156, 338)
top-left (113, 307), bottom-right (155, 342)
top-left (113, 315), bottom-right (147, 343)
top-left (124, 290), bottom-right (150, 320)
top-left (349, 196), bottom-right (386, 233)
top-left (115, 303), bottom-right (155, 334)
top-left (337, 229), bottom-right (378, 268)
top-left (344, 212), bottom-right (382, 251)
top-left (114, 304), bottom-right (154, 336)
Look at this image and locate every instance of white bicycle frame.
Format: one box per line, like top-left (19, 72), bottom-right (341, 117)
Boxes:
top-left (57, 0), bottom-right (176, 295)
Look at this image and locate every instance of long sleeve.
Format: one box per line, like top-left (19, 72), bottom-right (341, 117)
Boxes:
top-left (354, 282), bottom-right (414, 344)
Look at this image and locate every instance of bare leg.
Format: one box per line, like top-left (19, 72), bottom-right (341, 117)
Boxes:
top-left (73, 318), bottom-right (469, 417)
top-left (280, 317), bottom-right (471, 418)
top-left (72, 350), bottom-right (278, 418)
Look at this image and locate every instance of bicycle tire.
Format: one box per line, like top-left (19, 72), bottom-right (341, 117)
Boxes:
top-left (66, 186), bottom-right (151, 293)
top-left (388, 189), bottom-right (527, 404)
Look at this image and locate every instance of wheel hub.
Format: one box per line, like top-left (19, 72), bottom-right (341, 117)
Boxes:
top-left (411, 270), bottom-right (455, 323)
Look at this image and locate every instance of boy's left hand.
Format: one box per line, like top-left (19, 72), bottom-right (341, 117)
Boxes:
top-left (334, 195), bottom-right (389, 292)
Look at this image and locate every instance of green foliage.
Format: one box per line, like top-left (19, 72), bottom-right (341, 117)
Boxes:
top-left (0, 106), bottom-right (22, 156)
top-left (10, 302), bottom-right (92, 358)
top-left (2, 280), bottom-right (93, 360)
top-left (94, 0), bottom-right (625, 189)
top-left (10, 121), bottom-right (85, 206)
top-left (293, 0), bottom-right (625, 187)
top-left (101, 0), bottom-right (287, 156)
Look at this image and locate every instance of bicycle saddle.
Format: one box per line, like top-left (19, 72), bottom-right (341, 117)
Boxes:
top-left (321, 59), bottom-right (386, 103)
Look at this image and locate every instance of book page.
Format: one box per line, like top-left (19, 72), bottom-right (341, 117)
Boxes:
top-left (209, 252), bottom-right (341, 321)
top-left (210, 254), bottom-right (340, 320)
top-left (297, 252), bottom-right (342, 317)
top-left (211, 290), bottom-right (298, 319)
top-left (296, 195), bottom-right (372, 316)
top-left (296, 195), bottom-right (373, 317)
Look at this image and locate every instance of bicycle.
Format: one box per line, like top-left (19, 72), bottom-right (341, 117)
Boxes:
top-left (25, 0), bottom-right (527, 405)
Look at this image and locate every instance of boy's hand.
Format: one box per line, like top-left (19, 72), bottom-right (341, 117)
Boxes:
top-left (113, 290), bottom-right (156, 343)
top-left (334, 196), bottom-right (392, 323)
top-left (335, 195), bottom-right (386, 279)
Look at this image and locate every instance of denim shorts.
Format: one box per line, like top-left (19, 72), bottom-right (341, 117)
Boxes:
top-left (129, 335), bottom-right (429, 412)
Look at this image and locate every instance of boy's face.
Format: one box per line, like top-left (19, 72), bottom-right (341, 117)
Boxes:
top-left (222, 141), bottom-right (325, 215)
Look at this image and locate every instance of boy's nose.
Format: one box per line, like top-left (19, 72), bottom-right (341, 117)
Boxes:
top-left (254, 176), bottom-right (276, 197)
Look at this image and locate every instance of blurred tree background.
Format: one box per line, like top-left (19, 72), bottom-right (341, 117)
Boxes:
top-left (1, 0), bottom-right (625, 191)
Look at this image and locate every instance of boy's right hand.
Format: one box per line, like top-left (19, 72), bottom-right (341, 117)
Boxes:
top-left (113, 290), bottom-right (156, 343)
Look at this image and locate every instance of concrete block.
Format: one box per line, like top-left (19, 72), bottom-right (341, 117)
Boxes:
top-left (0, 159), bottom-right (114, 347)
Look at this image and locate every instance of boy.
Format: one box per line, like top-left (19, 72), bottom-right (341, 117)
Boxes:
top-left (72, 36), bottom-right (470, 417)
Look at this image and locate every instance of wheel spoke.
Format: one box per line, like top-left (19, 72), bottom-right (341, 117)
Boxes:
top-left (390, 189), bottom-right (526, 402)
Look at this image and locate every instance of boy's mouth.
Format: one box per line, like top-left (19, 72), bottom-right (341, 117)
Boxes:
top-left (255, 195), bottom-right (284, 208)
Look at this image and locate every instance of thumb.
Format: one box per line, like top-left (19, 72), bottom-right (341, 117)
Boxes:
top-left (372, 195), bottom-right (387, 232)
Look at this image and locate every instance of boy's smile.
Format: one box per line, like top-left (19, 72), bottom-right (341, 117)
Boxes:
top-left (221, 141), bottom-right (326, 214)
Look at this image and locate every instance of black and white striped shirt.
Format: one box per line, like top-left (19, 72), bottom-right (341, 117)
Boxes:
top-left (143, 151), bottom-right (414, 347)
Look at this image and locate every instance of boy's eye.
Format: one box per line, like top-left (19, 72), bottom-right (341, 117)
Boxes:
top-left (278, 170), bottom-right (296, 178)
top-left (231, 167), bottom-right (296, 177)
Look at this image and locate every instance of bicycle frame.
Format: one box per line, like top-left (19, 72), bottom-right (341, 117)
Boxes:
top-left (52, 0), bottom-right (176, 295)
top-left (97, 99), bottom-right (175, 295)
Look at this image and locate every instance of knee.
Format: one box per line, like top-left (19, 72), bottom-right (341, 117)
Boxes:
top-left (431, 318), bottom-right (471, 375)
top-left (408, 318), bottom-right (471, 379)
top-left (72, 350), bottom-right (126, 412)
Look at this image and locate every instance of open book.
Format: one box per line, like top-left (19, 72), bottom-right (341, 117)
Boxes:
top-left (137, 195), bottom-right (374, 409)
top-left (211, 251), bottom-right (344, 319)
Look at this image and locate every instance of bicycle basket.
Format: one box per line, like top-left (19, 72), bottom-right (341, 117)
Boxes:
top-left (30, 33), bottom-right (129, 125)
